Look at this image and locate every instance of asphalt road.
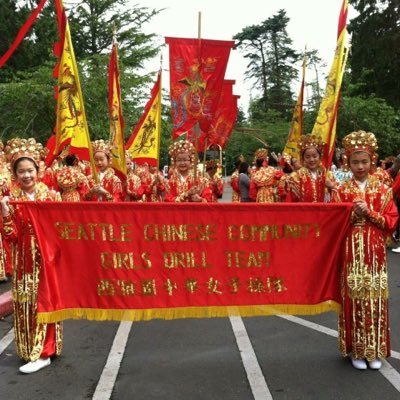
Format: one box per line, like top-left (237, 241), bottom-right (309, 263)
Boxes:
top-left (1, 180), bottom-right (400, 400)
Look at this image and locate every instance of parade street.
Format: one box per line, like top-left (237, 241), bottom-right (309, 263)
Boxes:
top-left (1, 182), bottom-right (400, 400)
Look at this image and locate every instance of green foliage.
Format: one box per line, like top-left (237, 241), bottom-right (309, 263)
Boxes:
top-left (336, 95), bottom-right (400, 157)
top-left (348, 0), bottom-right (400, 108)
top-left (0, 63), bottom-right (55, 143)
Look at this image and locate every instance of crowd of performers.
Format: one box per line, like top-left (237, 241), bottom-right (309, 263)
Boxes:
top-left (0, 130), bottom-right (399, 374)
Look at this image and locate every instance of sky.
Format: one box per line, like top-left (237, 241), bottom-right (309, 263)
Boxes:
top-left (135, 0), bottom-right (356, 112)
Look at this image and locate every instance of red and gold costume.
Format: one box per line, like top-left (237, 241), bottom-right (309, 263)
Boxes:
top-left (285, 134), bottom-right (332, 203)
top-left (85, 167), bottom-right (123, 202)
top-left (137, 167), bottom-right (165, 202)
top-left (204, 160), bottom-right (223, 203)
top-left (206, 173), bottom-right (223, 202)
top-left (252, 167), bottom-right (283, 203)
top-left (251, 148), bottom-right (281, 203)
top-left (2, 181), bottom-right (63, 362)
top-left (286, 166), bottom-right (330, 202)
top-left (373, 166), bottom-right (393, 187)
top-left (56, 165), bottom-right (89, 201)
top-left (164, 171), bottom-right (212, 203)
top-left (164, 140), bottom-right (212, 203)
top-left (0, 147), bottom-right (11, 280)
top-left (230, 169), bottom-right (240, 203)
top-left (333, 130), bottom-right (398, 361)
top-left (126, 169), bottom-right (142, 201)
top-left (85, 141), bottom-right (123, 202)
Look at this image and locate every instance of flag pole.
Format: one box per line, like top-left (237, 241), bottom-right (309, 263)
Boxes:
top-left (157, 54), bottom-right (163, 170)
top-left (193, 11), bottom-right (202, 181)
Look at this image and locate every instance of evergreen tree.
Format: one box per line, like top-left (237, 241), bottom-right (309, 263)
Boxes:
top-left (348, 0), bottom-right (400, 108)
top-left (234, 10), bottom-right (299, 119)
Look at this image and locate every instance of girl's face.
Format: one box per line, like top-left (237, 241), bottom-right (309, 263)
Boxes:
top-left (302, 147), bottom-right (320, 171)
top-left (349, 151), bottom-right (371, 181)
top-left (175, 151), bottom-right (191, 175)
top-left (15, 159), bottom-right (38, 193)
top-left (94, 152), bottom-right (109, 172)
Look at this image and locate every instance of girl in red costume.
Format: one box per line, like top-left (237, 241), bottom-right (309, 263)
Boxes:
top-left (164, 140), bottom-right (212, 203)
top-left (1, 138), bottom-right (62, 374)
top-left (286, 134), bottom-right (335, 202)
top-left (85, 140), bottom-right (123, 202)
top-left (332, 130), bottom-right (398, 370)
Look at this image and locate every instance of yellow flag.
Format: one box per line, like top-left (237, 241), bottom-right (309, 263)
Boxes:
top-left (109, 41), bottom-right (126, 179)
top-left (126, 71), bottom-right (162, 167)
top-left (54, 4), bottom-right (96, 177)
top-left (283, 51), bottom-right (307, 159)
top-left (312, 0), bottom-right (349, 167)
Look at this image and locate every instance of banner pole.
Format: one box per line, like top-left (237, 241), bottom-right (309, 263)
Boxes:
top-left (193, 11), bottom-right (202, 182)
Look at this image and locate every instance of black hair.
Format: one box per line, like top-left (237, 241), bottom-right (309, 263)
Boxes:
top-left (234, 159), bottom-right (242, 169)
top-left (65, 154), bottom-right (78, 166)
top-left (239, 162), bottom-right (249, 174)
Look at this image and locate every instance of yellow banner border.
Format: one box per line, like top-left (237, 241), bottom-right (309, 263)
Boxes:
top-left (37, 301), bottom-right (341, 323)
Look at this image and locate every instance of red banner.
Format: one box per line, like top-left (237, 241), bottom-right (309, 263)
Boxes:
top-left (193, 80), bottom-right (238, 151)
top-left (22, 202), bottom-right (352, 323)
top-left (165, 37), bottom-right (234, 138)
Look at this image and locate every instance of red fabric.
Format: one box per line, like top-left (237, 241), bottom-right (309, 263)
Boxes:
top-left (195, 82), bottom-right (239, 151)
top-left (337, 0), bottom-right (348, 38)
top-left (165, 37), bottom-right (234, 138)
top-left (0, 0), bottom-right (48, 68)
top-left (21, 202), bottom-right (353, 321)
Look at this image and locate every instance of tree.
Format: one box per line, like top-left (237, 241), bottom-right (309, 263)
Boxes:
top-left (0, 1), bottom-right (58, 83)
top-left (0, 0), bottom-right (163, 143)
top-left (234, 10), bottom-right (299, 118)
top-left (348, 0), bottom-right (400, 109)
top-left (336, 95), bottom-right (400, 157)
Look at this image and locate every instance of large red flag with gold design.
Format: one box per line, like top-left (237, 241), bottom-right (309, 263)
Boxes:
top-left (108, 40), bottom-right (126, 179)
top-left (125, 71), bottom-right (162, 167)
top-left (165, 37), bottom-right (234, 139)
top-left (312, 0), bottom-right (349, 167)
top-left (48, 0), bottom-right (96, 176)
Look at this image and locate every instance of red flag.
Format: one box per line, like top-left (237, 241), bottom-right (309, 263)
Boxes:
top-left (165, 37), bottom-right (234, 139)
top-left (196, 80), bottom-right (238, 151)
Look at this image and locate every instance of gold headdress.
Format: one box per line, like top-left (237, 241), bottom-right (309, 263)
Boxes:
top-left (168, 140), bottom-right (197, 166)
top-left (342, 130), bottom-right (378, 171)
top-left (92, 139), bottom-right (111, 157)
top-left (4, 137), bottom-right (43, 168)
top-left (298, 134), bottom-right (325, 156)
top-left (254, 148), bottom-right (268, 162)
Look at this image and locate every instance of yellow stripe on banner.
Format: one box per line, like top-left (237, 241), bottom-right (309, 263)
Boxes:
top-left (37, 301), bottom-right (341, 323)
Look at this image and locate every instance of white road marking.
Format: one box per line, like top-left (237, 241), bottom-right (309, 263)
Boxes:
top-left (229, 316), bottom-right (273, 400)
top-left (278, 314), bottom-right (400, 394)
top-left (0, 328), bottom-right (14, 355)
top-left (92, 321), bottom-right (133, 400)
